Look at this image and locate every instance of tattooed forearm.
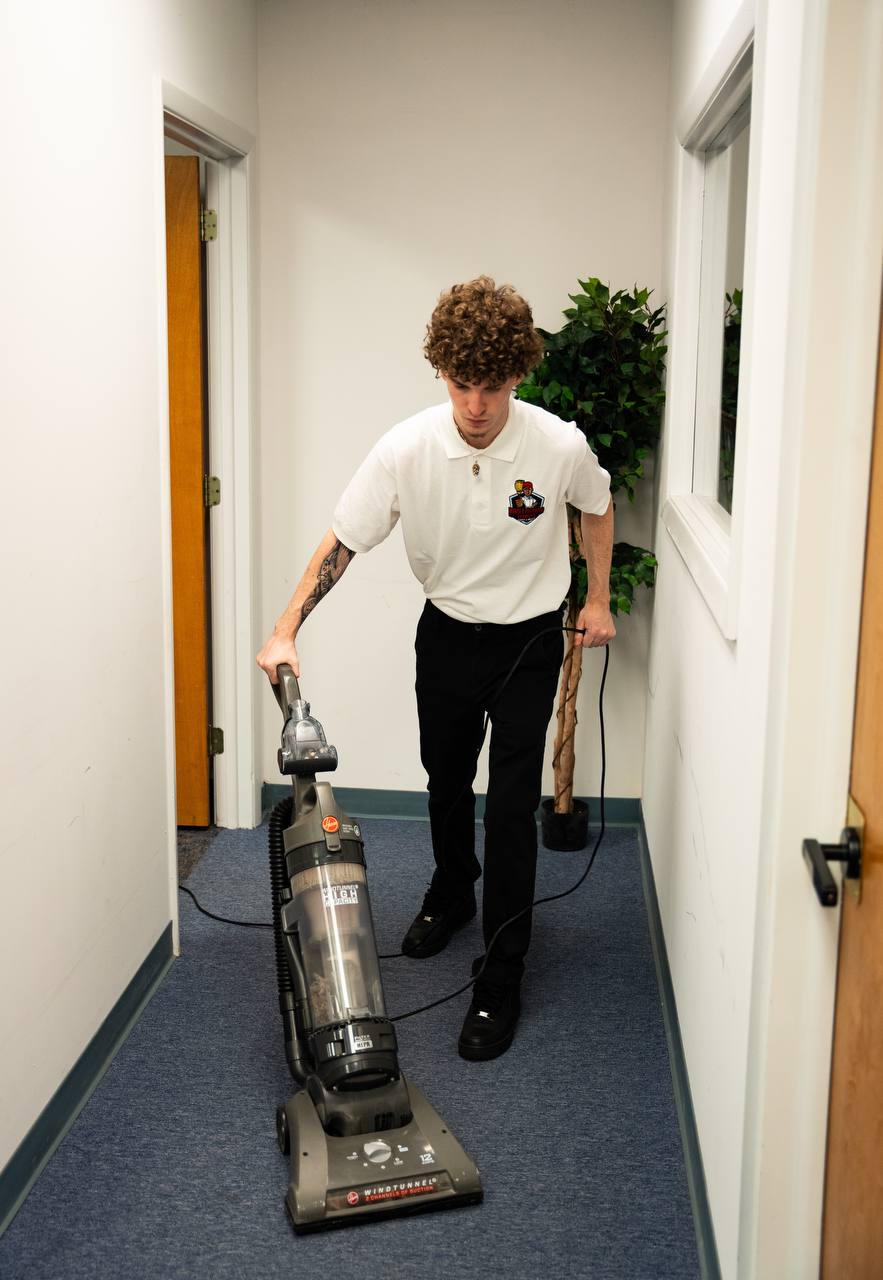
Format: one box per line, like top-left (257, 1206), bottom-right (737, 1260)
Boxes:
top-left (272, 528), bottom-right (356, 644)
top-left (300, 539), bottom-right (355, 623)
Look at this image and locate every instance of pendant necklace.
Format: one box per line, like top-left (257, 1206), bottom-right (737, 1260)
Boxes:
top-left (456, 422), bottom-right (481, 477)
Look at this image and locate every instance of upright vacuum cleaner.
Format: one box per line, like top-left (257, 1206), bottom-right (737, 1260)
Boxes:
top-left (267, 665), bottom-right (483, 1232)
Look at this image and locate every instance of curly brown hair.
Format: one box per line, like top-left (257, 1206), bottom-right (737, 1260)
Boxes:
top-left (423, 276), bottom-right (545, 386)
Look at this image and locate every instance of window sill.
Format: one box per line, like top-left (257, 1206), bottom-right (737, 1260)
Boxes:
top-left (661, 495), bottom-right (738, 640)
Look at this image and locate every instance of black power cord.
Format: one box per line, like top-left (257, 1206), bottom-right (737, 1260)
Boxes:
top-left (179, 625), bottom-right (580, 932)
top-left (377, 622), bottom-right (587, 960)
top-left (389, 637), bottom-right (609, 1022)
top-left (178, 626), bottom-right (610, 1023)
top-left (178, 882), bottom-right (272, 929)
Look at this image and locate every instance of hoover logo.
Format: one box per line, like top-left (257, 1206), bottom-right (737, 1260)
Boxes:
top-left (508, 479), bottom-right (545, 523)
top-left (321, 816), bottom-right (340, 833)
top-left (346, 1191), bottom-right (360, 1206)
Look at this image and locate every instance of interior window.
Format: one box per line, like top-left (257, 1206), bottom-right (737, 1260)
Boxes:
top-left (694, 98), bottom-right (751, 515)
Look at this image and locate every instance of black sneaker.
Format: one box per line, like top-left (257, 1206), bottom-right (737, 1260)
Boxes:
top-left (457, 980), bottom-right (521, 1061)
top-left (401, 885), bottom-right (476, 959)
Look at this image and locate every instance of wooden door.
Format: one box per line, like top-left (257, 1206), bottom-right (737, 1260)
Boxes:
top-left (164, 155), bottom-right (211, 826)
top-left (821, 295), bottom-right (883, 1277)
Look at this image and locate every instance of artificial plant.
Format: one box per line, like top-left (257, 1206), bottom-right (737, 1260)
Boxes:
top-left (516, 277), bottom-right (667, 815)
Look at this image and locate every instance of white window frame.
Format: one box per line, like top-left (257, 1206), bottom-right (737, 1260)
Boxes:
top-left (661, 3), bottom-right (755, 640)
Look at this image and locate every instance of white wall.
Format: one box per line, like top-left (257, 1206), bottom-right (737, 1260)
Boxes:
top-left (0, 0), bottom-right (257, 1170)
top-left (256, 0), bottom-right (672, 803)
top-left (644, 1), bottom-right (791, 1269)
top-left (645, 1), bottom-right (883, 1276)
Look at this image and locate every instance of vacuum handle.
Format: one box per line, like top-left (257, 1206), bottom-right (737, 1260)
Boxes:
top-left (272, 663), bottom-right (302, 721)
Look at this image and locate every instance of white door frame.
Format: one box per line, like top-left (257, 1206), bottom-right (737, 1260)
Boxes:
top-left (155, 81), bottom-right (260, 948)
top-left (202, 149), bottom-right (260, 834)
top-left (738, 1), bottom-right (883, 1275)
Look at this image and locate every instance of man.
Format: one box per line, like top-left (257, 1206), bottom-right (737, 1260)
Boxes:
top-left (257, 276), bottom-right (615, 1061)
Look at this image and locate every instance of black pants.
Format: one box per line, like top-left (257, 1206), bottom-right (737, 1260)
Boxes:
top-left (414, 599), bottom-right (564, 987)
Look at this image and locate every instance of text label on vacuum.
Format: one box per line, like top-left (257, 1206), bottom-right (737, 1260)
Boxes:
top-left (336, 1176), bottom-right (440, 1208)
top-left (322, 883), bottom-right (359, 908)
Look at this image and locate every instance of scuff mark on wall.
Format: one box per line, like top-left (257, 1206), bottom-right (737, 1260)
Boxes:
top-left (690, 761), bottom-right (723, 928)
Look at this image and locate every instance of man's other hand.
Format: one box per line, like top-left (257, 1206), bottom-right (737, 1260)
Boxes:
top-left (575, 600), bottom-right (616, 648)
top-left (256, 630), bottom-right (300, 682)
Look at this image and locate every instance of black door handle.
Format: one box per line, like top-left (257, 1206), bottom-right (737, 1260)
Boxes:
top-left (802, 828), bottom-right (862, 907)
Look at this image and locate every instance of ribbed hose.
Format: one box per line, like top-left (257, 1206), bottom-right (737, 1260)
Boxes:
top-left (268, 796), bottom-right (294, 997)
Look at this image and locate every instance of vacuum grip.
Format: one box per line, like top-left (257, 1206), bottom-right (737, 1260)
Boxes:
top-left (273, 663), bottom-right (302, 722)
top-left (273, 666), bottom-right (339, 777)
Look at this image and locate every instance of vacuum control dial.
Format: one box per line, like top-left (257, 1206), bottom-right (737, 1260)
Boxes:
top-left (363, 1140), bottom-right (392, 1164)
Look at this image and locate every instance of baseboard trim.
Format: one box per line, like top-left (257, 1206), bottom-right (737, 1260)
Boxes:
top-left (261, 783), bottom-right (642, 825)
top-left (0, 922), bottom-right (174, 1237)
top-left (636, 811), bottom-right (721, 1280)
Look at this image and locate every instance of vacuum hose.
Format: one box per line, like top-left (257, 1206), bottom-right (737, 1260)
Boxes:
top-left (269, 796), bottom-right (294, 997)
top-left (269, 795), bottom-right (309, 1082)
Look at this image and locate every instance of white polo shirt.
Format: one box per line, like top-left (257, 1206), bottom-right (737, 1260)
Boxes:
top-left (331, 397), bottom-right (611, 625)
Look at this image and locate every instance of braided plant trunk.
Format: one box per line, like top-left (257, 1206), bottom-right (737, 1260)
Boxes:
top-left (551, 509), bottom-right (586, 814)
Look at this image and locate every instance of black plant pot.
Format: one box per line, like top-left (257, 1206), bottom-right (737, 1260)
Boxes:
top-left (540, 798), bottom-right (589, 852)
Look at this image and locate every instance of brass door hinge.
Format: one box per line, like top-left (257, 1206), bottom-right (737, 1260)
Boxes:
top-left (208, 726), bottom-right (224, 756)
top-left (200, 207), bottom-right (217, 242)
top-left (845, 793), bottom-right (866, 904)
top-left (204, 475), bottom-right (220, 508)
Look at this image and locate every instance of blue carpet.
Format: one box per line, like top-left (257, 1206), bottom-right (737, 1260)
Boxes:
top-left (0, 818), bottom-right (699, 1279)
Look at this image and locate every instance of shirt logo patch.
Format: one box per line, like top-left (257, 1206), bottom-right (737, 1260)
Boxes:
top-left (508, 479), bottom-right (545, 524)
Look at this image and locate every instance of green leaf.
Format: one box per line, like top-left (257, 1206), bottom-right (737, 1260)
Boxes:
top-left (522, 273), bottom-right (666, 616)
